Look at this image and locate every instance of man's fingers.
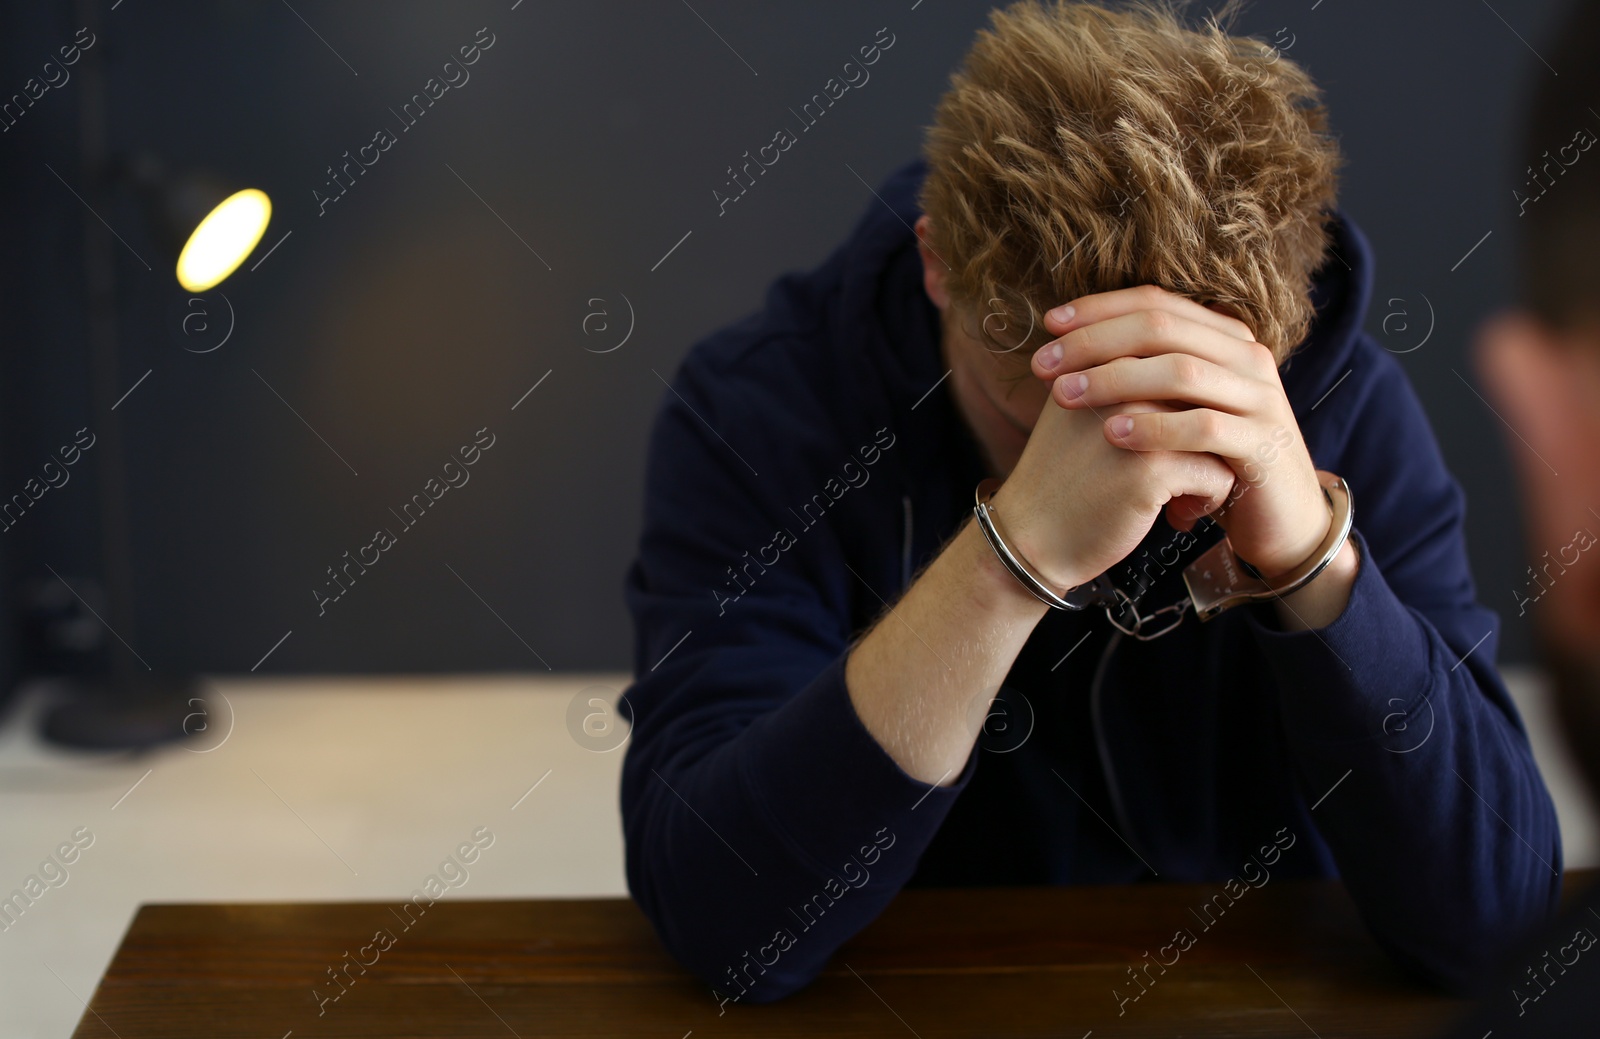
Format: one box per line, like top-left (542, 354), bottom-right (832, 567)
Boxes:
top-left (1165, 494), bottom-right (1217, 532)
top-left (1149, 447), bottom-right (1238, 517)
top-left (1034, 308), bottom-right (1276, 384)
top-left (1041, 285), bottom-right (1257, 342)
top-left (1101, 407), bottom-right (1259, 462)
top-left (1052, 352), bottom-right (1270, 415)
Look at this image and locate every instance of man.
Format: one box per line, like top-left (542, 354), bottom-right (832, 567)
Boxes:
top-left (1440, 1), bottom-right (1600, 1034)
top-left (621, 0), bottom-right (1560, 1008)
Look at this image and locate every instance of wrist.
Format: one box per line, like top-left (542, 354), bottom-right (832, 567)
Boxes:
top-left (1248, 510), bottom-right (1334, 585)
top-left (957, 518), bottom-right (1054, 622)
top-left (1237, 470), bottom-right (1347, 584)
top-left (986, 480), bottom-right (1096, 593)
top-left (1274, 535), bottom-right (1360, 631)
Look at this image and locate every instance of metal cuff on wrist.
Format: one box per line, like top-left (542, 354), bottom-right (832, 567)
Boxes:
top-left (971, 470), bottom-right (1355, 636)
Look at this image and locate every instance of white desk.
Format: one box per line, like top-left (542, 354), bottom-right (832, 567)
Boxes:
top-left (0, 673), bottom-right (633, 1039)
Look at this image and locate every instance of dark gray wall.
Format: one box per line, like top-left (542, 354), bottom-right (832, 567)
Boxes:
top-left (0, 0), bottom-right (1572, 673)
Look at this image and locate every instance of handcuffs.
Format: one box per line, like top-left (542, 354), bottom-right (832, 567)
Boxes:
top-left (973, 470), bottom-right (1354, 640)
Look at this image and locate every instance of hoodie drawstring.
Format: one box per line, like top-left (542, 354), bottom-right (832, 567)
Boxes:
top-left (900, 495), bottom-right (914, 590)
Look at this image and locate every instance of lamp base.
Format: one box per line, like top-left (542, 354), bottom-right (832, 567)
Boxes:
top-left (39, 673), bottom-right (203, 750)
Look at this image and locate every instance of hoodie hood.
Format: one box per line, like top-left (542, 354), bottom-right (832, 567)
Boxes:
top-left (830, 157), bottom-right (1377, 469)
top-left (622, 155), bottom-right (1558, 1001)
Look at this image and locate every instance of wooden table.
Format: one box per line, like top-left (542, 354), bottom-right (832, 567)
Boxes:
top-left (72, 874), bottom-right (1590, 1038)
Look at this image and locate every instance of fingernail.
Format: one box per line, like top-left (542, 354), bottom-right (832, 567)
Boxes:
top-left (1108, 415), bottom-right (1134, 438)
top-left (1048, 304), bottom-right (1076, 324)
top-left (1038, 342), bottom-right (1063, 370)
top-left (1059, 372), bottom-right (1088, 399)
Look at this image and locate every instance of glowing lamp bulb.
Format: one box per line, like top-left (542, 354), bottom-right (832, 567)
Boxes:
top-left (175, 188), bottom-right (272, 292)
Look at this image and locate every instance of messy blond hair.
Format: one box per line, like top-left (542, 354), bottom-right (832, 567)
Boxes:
top-left (919, 0), bottom-right (1340, 364)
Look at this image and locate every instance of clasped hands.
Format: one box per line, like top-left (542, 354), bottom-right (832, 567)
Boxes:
top-left (990, 285), bottom-right (1340, 612)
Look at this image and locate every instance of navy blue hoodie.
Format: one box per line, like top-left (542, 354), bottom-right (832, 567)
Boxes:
top-left (620, 157), bottom-right (1562, 1007)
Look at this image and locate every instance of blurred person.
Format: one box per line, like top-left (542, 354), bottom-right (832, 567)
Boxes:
top-left (622, 0), bottom-right (1561, 1008)
top-left (1441, 1), bottom-right (1600, 1035)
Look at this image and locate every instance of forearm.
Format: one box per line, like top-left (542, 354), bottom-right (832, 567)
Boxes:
top-left (623, 650), bottom-right (981, 1004)
top-left (844, 517), bottom-right (1050, 785)
top-left (1252, 532), bottom-right (1561, 986)
top-left (1295, 733), bottom-right (1558, 990)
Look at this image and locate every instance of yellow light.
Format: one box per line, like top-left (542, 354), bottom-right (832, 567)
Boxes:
top-left (175, 188), bottom-right (272, 291)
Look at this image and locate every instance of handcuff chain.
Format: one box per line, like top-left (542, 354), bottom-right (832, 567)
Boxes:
top-left (1104, 587), bottom-right (1193, 641)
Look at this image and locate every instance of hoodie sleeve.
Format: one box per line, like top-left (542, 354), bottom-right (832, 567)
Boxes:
top-left (1244, 340), bottom-right (1562, 992)
top-left (619, 344), bottom-right (976, 1006)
